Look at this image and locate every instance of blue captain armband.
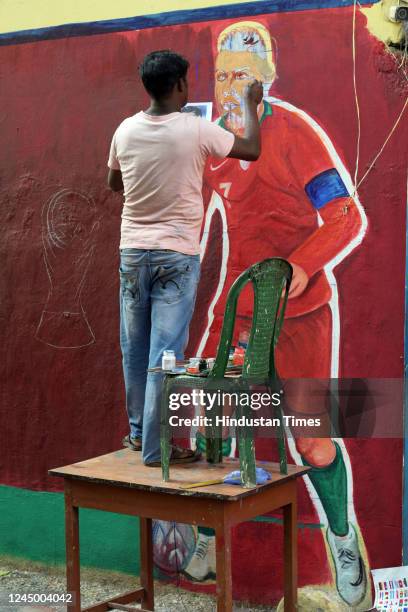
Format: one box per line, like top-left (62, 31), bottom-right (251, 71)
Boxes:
top-left (305, 168), bottom-right (349, 210)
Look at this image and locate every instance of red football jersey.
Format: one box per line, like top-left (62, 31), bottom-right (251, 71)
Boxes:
top-left (203, 100), bottom-right (363, 319)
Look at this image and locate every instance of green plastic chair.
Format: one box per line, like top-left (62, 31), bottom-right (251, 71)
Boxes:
top-left (160, 257), bottom-right (293, 487)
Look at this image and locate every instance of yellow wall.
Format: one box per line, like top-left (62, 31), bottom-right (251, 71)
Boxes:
top-left (362, 0), bottom-right (406, 44)
top-left (0, 0), bottom-right (252, 34)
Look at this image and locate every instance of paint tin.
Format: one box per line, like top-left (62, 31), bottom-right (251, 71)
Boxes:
top-left (162, 350), bottom-right (176, 371)
top-left (207, 358), bottom-right (215, 370)
top-left (199, 358), bottom-right (207, 372)
top-left (187, 357), bottom-right (200, 374)
top-left (187, 366), bottom-right (199, 374)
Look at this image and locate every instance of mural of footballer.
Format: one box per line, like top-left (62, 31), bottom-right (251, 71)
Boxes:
top-left (184, 21), bottom-right (368, 607)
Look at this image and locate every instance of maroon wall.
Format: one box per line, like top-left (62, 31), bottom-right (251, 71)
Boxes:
top-left (1, 5), bottom-right (407, 603)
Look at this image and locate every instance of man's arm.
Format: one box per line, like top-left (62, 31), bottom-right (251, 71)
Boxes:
top-left (107, 168), bottom-right (124, 192)
top-left (227, 80), bottom-right (263, 162)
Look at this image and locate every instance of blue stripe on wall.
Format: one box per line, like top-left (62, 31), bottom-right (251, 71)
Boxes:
top-left (0, 0), bottom-right (380, 46)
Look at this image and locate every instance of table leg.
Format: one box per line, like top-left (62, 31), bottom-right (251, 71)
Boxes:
top-left (215, 525), bottom-right (233, 612)
top-left (140, 517), bottom-right (154, 611)
top-left (283, 496), bottom-right (298, 611)
top-left (65, 485), bottom-right (80, 612)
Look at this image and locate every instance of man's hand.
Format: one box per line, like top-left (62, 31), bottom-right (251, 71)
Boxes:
top-left (244, 79), bottom-right (263, 106)
top-left (228, 80), bottom-right (263, 161)
top-left (288, 263), bottom-right (309, 299)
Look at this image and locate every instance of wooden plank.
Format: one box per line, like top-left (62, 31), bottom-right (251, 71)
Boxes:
top-left (106, 603), bottom-right (143, 611)
top-left (106, 604), bottom-right (140, 611)
top-left (49, 450), bottom-right (308, 501)
top-left (68, 479), bottom-right (226, 526)
top-left (82, 589), bottom-right (144, 612)
top-left (67, 477), bottom-right (297, 530)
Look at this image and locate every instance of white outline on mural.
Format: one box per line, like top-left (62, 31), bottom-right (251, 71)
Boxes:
top-left (35, 189), bottom-right (99, 349)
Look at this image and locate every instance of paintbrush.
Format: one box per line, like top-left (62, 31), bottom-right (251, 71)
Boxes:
top-left (180, 477), bottom-right (241, 489)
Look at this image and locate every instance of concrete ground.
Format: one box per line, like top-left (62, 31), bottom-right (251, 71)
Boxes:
top-left (0, 556), bottom-right (274, 611)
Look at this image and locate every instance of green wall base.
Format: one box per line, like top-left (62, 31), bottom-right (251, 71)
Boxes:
top-left (0, 485), bottom-right (140, 573)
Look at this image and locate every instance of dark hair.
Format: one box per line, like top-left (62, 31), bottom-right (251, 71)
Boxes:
top-left (139, 50), bottom-right (189, 99)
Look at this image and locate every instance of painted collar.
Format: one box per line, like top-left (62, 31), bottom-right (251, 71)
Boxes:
top-left (218, 99), bottom-right (273, 130)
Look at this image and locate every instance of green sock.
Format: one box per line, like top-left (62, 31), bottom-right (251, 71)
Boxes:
top-left (302, 441), bottom-right (348, 537)
top-left (198, 526), bottom-right (215, 537)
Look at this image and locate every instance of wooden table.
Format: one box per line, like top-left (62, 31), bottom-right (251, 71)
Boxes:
top-left (49, 450), bottom-right (309, 612)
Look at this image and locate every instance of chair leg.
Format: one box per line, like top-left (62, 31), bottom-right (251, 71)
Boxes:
top-left (274, 403), bottom-right (288, 475)
top-left (206, 436), bottom-right (222, 464)
top-left (160, 376), bottom-right (172, 481)
top-left (236, 400), bottom-right (256, 487)
top-left (206, 393), bottom-right (222, 464)
top-left (238, 435), bottom-right (256, 487)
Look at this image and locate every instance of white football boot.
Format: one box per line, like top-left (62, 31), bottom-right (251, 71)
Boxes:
top-left (183, 532), bottom-right (216, 582)
top-left (327, 523), bottom-right (367, 606)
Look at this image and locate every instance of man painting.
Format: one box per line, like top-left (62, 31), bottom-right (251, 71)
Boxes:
top-left (107, 50), bottom-right (263, 465)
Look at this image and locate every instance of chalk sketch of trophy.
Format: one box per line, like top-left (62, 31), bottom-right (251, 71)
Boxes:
top-left (36, 189), bottom-right (99, 349)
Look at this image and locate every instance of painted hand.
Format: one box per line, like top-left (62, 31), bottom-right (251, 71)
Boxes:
top-left (288, 262), bottom-right (309, 299)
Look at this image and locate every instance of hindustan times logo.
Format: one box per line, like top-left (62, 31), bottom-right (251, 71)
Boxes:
top-left (167, 390), bottom-right (321, 428)
top-left (168, 414), bottom-right (321, 428)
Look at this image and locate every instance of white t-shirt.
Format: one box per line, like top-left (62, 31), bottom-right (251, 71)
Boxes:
top-left (108, 111), bottom-right (234, 255)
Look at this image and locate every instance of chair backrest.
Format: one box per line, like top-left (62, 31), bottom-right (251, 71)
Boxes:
top-left (209, 258), bottom-right (292, 381)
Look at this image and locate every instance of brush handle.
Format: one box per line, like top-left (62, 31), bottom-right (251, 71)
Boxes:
top-left (180, 477), bottom-right (242, 489)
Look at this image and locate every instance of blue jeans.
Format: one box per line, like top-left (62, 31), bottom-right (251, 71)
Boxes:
top-left (119, 249), bottom-right (200, 464)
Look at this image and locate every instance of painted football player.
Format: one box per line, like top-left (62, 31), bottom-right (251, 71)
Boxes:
top-left (185, 20), bottom-right (368, 608)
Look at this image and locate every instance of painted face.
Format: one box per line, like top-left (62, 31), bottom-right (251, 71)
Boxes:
top-left (215, 50), bottom-right (266, 133)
